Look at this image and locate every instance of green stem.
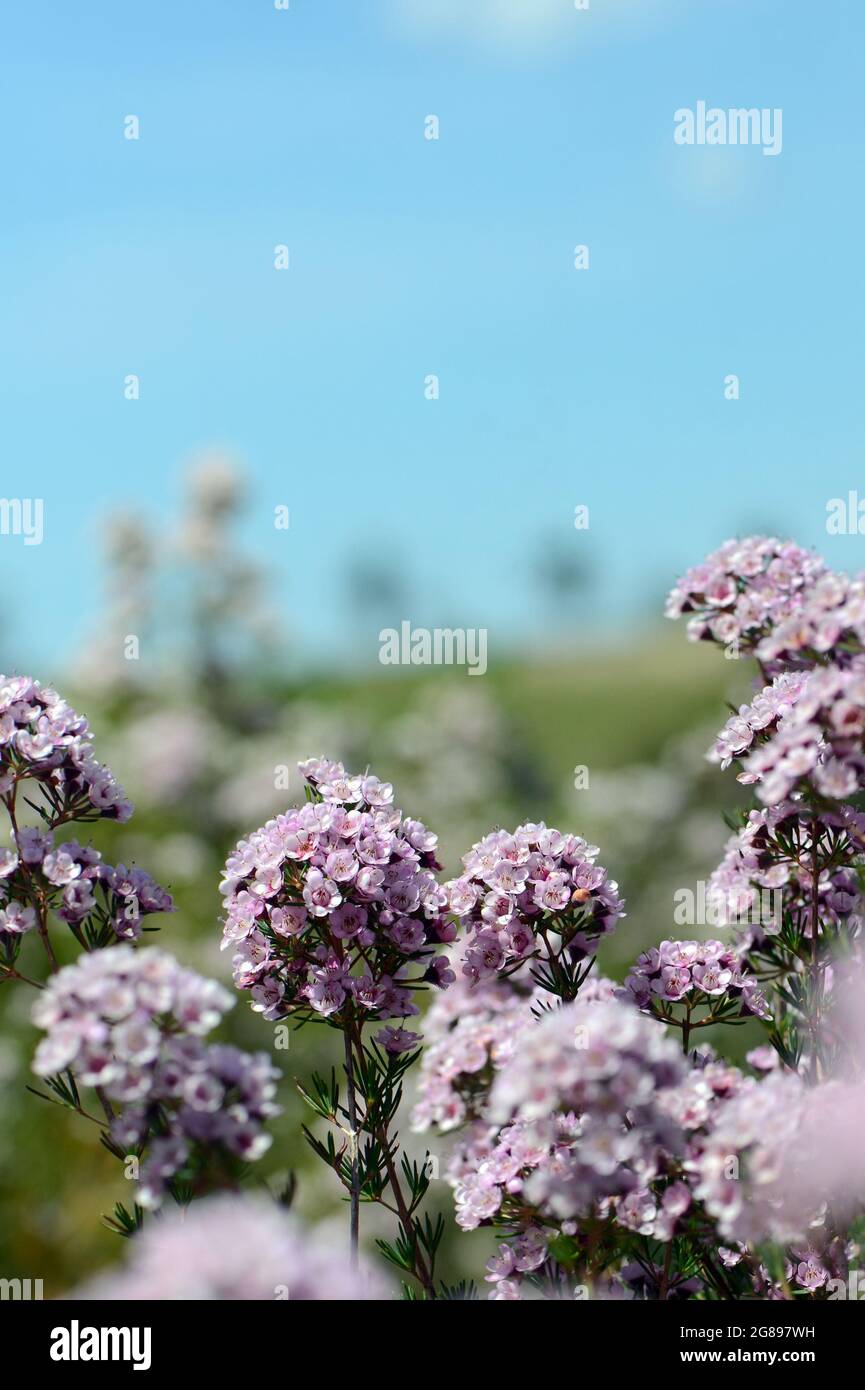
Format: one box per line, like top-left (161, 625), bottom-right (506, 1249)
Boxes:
top-left (343, 1028), bottom-right (361, 1266)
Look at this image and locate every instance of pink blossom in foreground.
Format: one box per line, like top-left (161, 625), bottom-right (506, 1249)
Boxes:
top-left (70, 1194), bottom-right (390, 1300)
top-left (412, 969), bottom-right (616, 1134)
top-left (689, 1070), bottom-right (811, 1245)
top-left (486, 997), bottom-right (685, 1221)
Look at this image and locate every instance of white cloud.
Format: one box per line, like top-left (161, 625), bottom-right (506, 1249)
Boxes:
top-left (669, 144), bottom-right (753, 205)
top-left (388, 0), bottom-right (569, 50)
top-left (384, 0), bottom-right (680, 55)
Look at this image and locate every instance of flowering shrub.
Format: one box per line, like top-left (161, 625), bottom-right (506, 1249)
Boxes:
top-left (219, 758), bottom-right (462, 1295)
top-left (0, 676), bottom-right (171, 980)
top-left (405, 536), bottom-right (865, 1300)
top-left (31, 947), bottom-right (279, 1208)
top-left (1, 678), bottom-right (279, 1249)
top-left (9, 535), bottom-right (865, 1301)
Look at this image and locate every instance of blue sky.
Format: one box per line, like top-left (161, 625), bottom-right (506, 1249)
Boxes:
top-left (1, 0), bottom-right (863, 671)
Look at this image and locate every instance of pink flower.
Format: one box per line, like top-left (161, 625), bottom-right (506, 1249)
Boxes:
top-left (270, 905), bottom-right (308, 937)
top-left (0, 848), bottom-right (18, 878)
top-left (387, 918), bottom-right (426, 953)
top-left (691, 963), bottom-right (732, 996)
top-left (795, 1258), bottom-right (828, 1291)
top-left (0, 900), bottom-right (36, 934)
top-left (375, 1026), bottom-right (422, 1054)
top-left (533, 872), bottom-right (572, 912)
top-left (303, 869), bottom-right (342, 917)
top-left (306, 978), bottom-right (346, 1017)
top-left (324, 848), bottom-right (358, 883)
top-left (329, 902), bottom-right (367, 940)
top-left (654, 966), bottom-right (692, 1001)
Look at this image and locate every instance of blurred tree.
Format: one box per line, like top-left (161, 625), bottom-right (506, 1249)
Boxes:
top-left (533, 540), bottom-right (593, 614)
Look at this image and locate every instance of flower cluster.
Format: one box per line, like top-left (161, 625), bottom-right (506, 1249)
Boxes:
top-left (667, 536), bottom-right (865, 678)
top-left (603, 1055), bottom-right (748, 1253)
top-left (665, 537), bottom-right (827, 661)
top-left (621, 939), bottom-right (770, 1022)
top-left (735, 664), bottom-right (865, 804)
top-left (660, 1053), bottom-right (864, 1293)
top-left (608, 1178), bottom-right (693, 1242)
top-left (485, 998), bottom-right (685, 1221)
top-left (220, 758), bottom-right (453, 1026)
top-left (413, 971), bottom-right (617, 1135)
top-left (0, 829), bottom-right (173, 944)
top-left (708, 804), bottom-right (864, 943)
top-left (753, 1245), bottom-right (849, 1298)
top-left (445, 823), bottom-right (624, 987)
top-left (32, 946), bottom-right (279, 1207)
top-left (484, 1227), bottom-right (551, 1300)
top-left (450, 1112), bottom-right (572, 1234)
top-left (0, 675), bottom-right (133, 820)
top-left (410, 975), bottom-right (538, 1133)
top-left (72, 1194), bottom-right (389, 1301)
top-left (441, 993), bottom-right (689, 1298)
top-left (436, 981), bottom-right (616, 1235)
top-left (754, 570), bottom-right (865, 670)
top-left (708, 671), bottom-right (809, 771)
top-left (656, 1058), bottom-right (853, 1296)
top-left (658, 1054), bottom-right (747, 1134)
top-left (688, 1071), bottom-right (811, 1245)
